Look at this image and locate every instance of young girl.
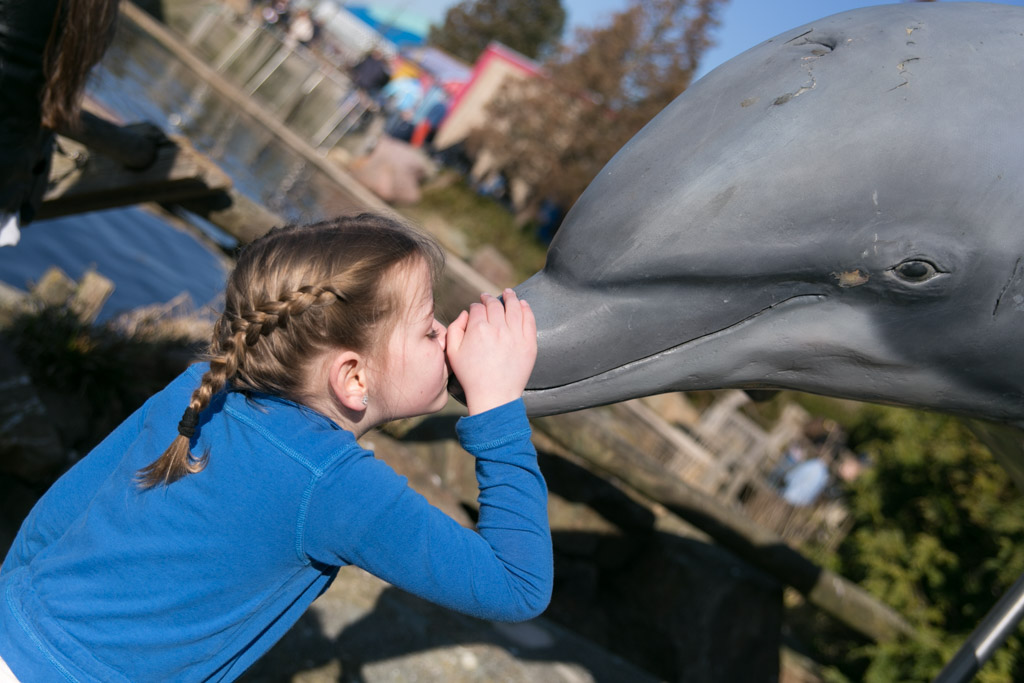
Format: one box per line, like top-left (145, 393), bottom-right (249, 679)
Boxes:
top-left (0, 213), bottom-right (551, 682)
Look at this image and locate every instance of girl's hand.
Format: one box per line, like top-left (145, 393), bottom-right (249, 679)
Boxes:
top-left (446, 288), bottom-right (537, 415)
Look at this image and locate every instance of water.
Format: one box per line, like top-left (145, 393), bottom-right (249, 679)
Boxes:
top-left (0, 208), bottom-right (228, 318)
top-left (0, 17), bottom-right (362, 320)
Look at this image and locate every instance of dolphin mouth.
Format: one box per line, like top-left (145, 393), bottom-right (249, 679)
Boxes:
top-left (522, 293), bottom-right (826, 415)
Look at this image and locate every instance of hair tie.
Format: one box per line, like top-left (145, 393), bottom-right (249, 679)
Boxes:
top-left (178, 407), bottom-right (199, 439)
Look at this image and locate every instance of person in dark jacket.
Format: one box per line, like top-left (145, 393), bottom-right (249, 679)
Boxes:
top-left (351, 49), bottom-right (391, 98)
top-left (0, 0), bottom-right (118, 246)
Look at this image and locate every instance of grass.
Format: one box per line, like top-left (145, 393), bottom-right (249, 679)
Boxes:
top-left (400, 176), bottom-right (550, 283)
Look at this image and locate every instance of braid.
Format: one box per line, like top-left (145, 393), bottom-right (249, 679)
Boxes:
top-left (136, 213), bottom-right (443, 489)
top-left (235, 284), bottom-right (345, 343)
top-left (136, 288), bottom-right (343, 489)
top-left (135, 328), bottom-right (247, 488)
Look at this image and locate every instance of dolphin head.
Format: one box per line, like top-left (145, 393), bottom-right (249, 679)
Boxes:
top-left (517, 2), bottom-right (1024, 424)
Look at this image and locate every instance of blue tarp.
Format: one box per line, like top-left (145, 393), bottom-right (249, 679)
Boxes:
top-left (345, 5), bottom-right (426, 47)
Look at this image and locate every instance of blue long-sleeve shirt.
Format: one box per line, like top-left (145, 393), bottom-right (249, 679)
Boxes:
top-left (0, 363), bottom-right (551, 682)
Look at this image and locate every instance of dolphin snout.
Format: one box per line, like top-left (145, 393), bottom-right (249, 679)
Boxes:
top-left (514, 266), bottom-right (804, 393)
top-left (514, 271), bottom-right (595, 391)
top-left (515, 270), bottom-right (692, 391)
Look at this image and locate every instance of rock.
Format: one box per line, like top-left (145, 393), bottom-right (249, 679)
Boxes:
top-left (239, 566), bottom-right (660, 683)
top-left (536, 434), bottom-right (784, 681)
top-left (31, 267), bottom-right (76, 307)
top-left (0, 281), bottom-right (30, 327)
top-left (0, 340), bottom-right (66, 485)
top-left (470, 245), bottom-right (516, 290)
top-left (68, 269), bottom-right (115, 324)
top-left (356, 413), bottom-right (786, 681)
top-left (360, 430), bottom-right (474, 528)
top-left (350, 137), bottom-right (434, 205)
top-left (0, 476), bottom-right (40, 561)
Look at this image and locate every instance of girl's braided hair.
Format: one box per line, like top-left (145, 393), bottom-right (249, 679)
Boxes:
top-left (137, 213), bottom-right (444, 488)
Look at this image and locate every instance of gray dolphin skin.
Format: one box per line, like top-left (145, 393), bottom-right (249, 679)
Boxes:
top-left (515, 2), bottom-right (1024, 431)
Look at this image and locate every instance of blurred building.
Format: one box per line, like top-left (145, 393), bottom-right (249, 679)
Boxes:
top-left (433, 42), bottom-right (542, 152)
top-left (432, 42), bottom-right (544, 209)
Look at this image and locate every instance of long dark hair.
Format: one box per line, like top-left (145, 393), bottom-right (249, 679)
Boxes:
top-left (41, 0), bottom-right (119, 130)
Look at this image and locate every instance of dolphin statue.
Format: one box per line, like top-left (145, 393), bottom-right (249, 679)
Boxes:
top-left (515, 2), bottom-right (1024, 432)
top-left (512, 4), bottom-right (1024, 680)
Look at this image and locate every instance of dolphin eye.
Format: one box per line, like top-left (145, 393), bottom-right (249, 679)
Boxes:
top-left (892, 259), bottom-right (938, 283)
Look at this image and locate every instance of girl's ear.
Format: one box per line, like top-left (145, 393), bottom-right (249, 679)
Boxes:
top-left (327, 350), bottom-right (369, 412)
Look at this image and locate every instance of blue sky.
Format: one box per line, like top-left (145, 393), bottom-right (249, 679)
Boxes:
top-left (367, 0), bottom-right (1024, 74)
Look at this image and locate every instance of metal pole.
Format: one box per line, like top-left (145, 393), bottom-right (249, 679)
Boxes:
top-left (213, 23), bottom-right (260, 72)
top-left (934, 571), bottom-right (1024, 682)
top-left (244, 45), bottom-right (291, 95)
top-left (184, 5), bottom-right (221, 46)
top-left (312, 91), bottom-right (365, 148)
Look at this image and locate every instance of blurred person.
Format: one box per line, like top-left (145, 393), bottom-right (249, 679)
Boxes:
top-left (0, 0), bottom-right (119, 246)
top-left (286, 8), bottom-right (317, 47)
top-left (351, 49), bottom-right (391, 100)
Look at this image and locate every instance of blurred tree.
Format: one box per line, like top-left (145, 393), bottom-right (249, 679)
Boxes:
top-left (816, 405), bottom-right (1024, 682)
top-left (473, 0), bottom-right (724, 218)
top-left (428, 0), bottom-right (566, 64)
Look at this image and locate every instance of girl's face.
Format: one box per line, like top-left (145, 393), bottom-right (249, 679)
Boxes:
top-left (375, 259), bottom-right (450, 421)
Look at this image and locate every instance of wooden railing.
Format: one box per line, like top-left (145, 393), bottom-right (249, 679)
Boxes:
top-left (164, 2), bottom-right (370, 152)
